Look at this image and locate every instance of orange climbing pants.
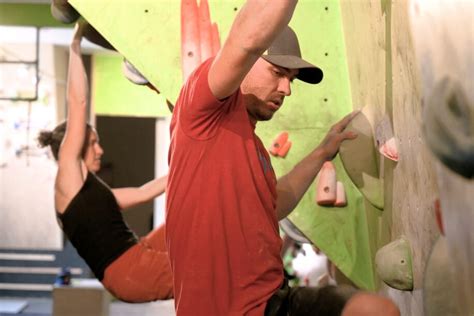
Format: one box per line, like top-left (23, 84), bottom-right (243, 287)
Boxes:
top-left (102, 224), bottom-right (173, 302)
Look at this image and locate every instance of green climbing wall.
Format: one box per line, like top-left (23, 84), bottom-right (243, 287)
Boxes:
top-left (71, 0), bottom-right (376, 290)
top-left (70, 0), bottom-right (181, 103)
top-left (92, 54), bottom-right (169, 117)
top-left (257, 0), bottom-right (376, 290)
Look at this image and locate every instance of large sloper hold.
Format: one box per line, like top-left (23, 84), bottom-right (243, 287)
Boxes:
top-left (423, 77), bottom-right (474, 179)
top-left (423, 236), bottom-right (463, 316)
top-left (375, 236), bottom-right (413, 291)
top-left (339, 106), bottom-right (384, 209)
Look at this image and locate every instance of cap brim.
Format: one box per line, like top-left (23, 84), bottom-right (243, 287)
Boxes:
top-left (262, 55), bottom-right (323, 84)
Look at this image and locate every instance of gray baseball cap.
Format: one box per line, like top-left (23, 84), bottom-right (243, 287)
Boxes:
top-left (262, 26), bottom-right (323, 84)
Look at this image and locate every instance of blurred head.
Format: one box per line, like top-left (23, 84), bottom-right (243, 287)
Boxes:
top-left (341, 292), bottom-right (400, 316)
top-left (37, 121), bottom-right (104, 172)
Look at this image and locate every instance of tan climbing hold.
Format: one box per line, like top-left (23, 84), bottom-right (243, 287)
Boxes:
top-left (316, 161), bottom-right (337, 206)
top-left (339, 106), bottom-right (384, 209)
top-left (334, 181), bottom-right (347, 207)
top-left (375, 237), bottom-right (413, 291)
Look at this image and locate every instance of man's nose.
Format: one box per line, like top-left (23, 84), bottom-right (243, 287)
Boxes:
top-left (278, 77), bottom-right (292, 96)
top-left (97, 145), bottom-right (104, 155)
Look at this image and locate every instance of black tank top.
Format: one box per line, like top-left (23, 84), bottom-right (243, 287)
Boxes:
top-left (57, 172), bottom-right (138, 280)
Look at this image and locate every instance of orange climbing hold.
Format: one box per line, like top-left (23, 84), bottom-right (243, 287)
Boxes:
top-left (211, 23), bottom-right (221, 56)
top-left (269, 131), bottom-right (289, 156)
top-left (181, 0), bottom-right (221, 82)
top-left (198, 0), bottom-right (213, 61)
top-left (278, 141), bottom-right (292, 158)
top-left (181, 0), bottom-right (201, 82)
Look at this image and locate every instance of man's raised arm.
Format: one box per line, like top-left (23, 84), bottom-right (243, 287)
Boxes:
top-left (208, 0), bottom-right (298, 100)
top-left (276, 112), bottom-right (359, 220)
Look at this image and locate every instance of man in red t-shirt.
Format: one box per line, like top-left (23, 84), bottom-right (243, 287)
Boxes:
top-left (167, 1), bottom-right (400, 316)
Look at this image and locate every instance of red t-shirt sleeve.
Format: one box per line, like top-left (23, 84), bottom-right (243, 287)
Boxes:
top-left (178, 58), bottom-right (239, 140)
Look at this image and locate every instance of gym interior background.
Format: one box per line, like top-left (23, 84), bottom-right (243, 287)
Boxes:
top-left (0, 1), bottom-right (472, 316)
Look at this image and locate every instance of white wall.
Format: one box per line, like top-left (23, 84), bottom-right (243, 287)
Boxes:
top-left (153, 117), bottom-right (171, 228)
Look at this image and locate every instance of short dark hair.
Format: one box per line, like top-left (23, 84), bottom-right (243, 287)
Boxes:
top-left (37, 121), bottom-right (93, 160)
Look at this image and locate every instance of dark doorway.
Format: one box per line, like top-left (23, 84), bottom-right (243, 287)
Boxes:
top-left (96, 115), bottom-right (156, 237)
